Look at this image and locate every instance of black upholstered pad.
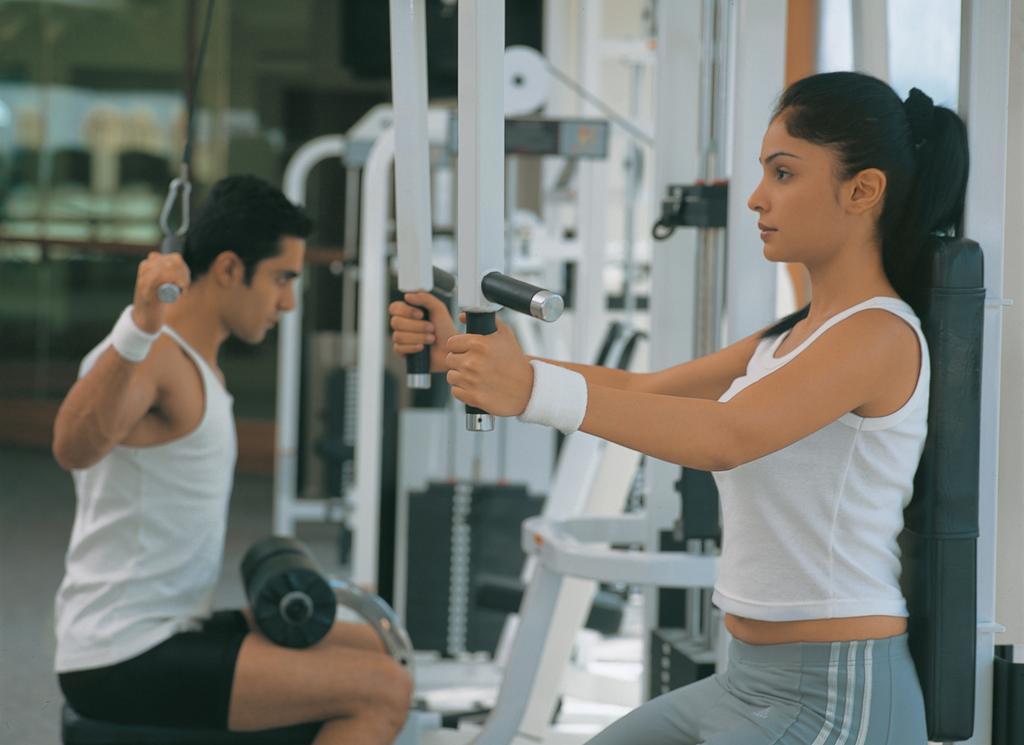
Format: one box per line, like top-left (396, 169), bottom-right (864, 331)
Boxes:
top-left (62, 704), bottom-right (321, 745)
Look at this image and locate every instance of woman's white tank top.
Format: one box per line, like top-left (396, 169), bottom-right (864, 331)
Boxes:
top-left (711, 296), bottom-right (930, 621)
top-left (55, 319), bottom-right (237, 672)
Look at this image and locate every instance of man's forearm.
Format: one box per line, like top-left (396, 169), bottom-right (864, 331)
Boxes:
top-left (53, 347), bottom-right (153, 469)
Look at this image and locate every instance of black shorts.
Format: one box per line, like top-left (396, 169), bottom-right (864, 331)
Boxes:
top-left (59, 610), bottom-right (250, 729)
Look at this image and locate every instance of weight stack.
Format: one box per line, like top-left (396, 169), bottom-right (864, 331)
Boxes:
top-left (649, 628), bottom-right (716, 698)
top-left (404, 481), bottom-right (542, 656)
top-left (650, 468), bottom-right (721, 697)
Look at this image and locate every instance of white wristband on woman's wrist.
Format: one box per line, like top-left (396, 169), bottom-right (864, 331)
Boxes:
top-left (517, 360), bottom-right (588, 434)
top-left (110, 306), bottom-right (160, 363)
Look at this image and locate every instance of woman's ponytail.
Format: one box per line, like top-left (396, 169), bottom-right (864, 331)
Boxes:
top-left (885, 93), bottom-right (970, 313)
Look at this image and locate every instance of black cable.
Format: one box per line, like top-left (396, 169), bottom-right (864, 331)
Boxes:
top-left (181, 0), bottom-right (216, 169)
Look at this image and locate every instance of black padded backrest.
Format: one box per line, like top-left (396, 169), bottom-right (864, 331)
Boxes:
top-left (899, 236), bottom-right (984, 742)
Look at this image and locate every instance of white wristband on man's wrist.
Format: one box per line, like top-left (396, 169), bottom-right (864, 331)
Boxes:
top-left (517, 360), bottom-right (588, 434)
top-left (110, 305), bottom-right (160, 363)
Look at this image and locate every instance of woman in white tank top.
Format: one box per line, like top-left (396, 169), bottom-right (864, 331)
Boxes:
top-left (390, 72), bottom-right (970, 744)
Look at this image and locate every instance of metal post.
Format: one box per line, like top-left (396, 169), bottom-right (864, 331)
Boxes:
top-left (457, 0), bottom-right (505, 431)
top-left (275, 136), bottom-right (347, 536)
top-left (572, 0), bottom-right (608, 363)
top-left (724, 1), bottom-right (786, 343)
top-left (644, 3), bottom-right (703, 692)
top-left (851, 0), bottom-right (890, 82)
top-left (959, 1), bottom-right (1018, 742)
top-left (348, 127), bottom-right (400, 589)
top-left (389, 0), bottom-right (437, 390)
top-left (622, 61), bottom-right (644, 328)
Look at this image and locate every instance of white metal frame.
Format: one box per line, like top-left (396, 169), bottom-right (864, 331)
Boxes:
top-left (276, 135), bottom-right (347, 536)
top-left (456, 0), bottom-right (504, 315)
top-left (391, 0), bottom-right (436, 298)
top-left (276, 111), bottom-right (450, 588)
top-left (959, 1), bottom-right (1019, 743)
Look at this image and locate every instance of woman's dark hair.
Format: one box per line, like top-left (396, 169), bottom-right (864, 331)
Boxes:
top-left (761, 71), bottom-right (969, 339)
top-left (183, 175), bottom-right (313, 282)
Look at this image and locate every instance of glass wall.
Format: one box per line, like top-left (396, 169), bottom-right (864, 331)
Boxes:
top-left (817, 0), bottom-right (961, 108)
top-left (0, 0), bottom-right (390, 469)
top-left (886, 0), bottom-right (961, 106)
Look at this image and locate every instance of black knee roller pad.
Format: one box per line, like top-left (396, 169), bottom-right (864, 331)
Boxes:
top-left (241, 536), bottom-right (337, 648)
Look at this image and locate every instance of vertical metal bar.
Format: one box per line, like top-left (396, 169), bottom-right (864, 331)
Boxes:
top-left (694, 0), bottom-right (729, 359)
top-left (275, 136), bottom-right (347, 536)
top-left (689, 0), bottom-right (732, 645)
top-left (851, 0), bottom-right (890, 81)
top-left (645, 3), bottom-right (704, 693)
top-left (341, 166), bottom-right (361, 367)
top-left (352, 128), bottom-right (397, 588)
top-left (389, 0), bottom-right (435, 296)
top-left (571, 0), bottom-right (608, 363)
top-left (622, 62), bottom-right (644, 327)
top-left (456, 0), bottom-right (505, 314)
top-left (959, 1), bottom-right (1016, 742)
top-left (724, 0), bottom-right (786, 344)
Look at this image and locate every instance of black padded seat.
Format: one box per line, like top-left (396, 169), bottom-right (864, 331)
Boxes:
top-left (62, 704), bottom-right (321, 745)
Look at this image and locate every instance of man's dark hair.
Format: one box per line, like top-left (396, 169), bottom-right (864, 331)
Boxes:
top-left (183, 175), bottom-right (313, 283)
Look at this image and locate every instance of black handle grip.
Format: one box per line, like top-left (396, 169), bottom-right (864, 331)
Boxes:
top-left (402, 273), bottom-right (454, 389)
top-left (406, 346), bottom-right (432, 388)
top-left (406, 301), bottom-right (432, 389)
top-left (432, 267), bottom-right (456, 296)
top-left (480, 272), bottom-right (563, 321)
top-left (465, 311), bottom-right (497, 419)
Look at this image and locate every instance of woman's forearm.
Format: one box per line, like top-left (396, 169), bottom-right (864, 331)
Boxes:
top-left (580, 384), bottom-right (737, 472)
top-left (530, 357), bottom-right (641, 391)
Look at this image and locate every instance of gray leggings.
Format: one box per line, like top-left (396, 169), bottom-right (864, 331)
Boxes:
top-left (586, 634), bottom-right (926, 745)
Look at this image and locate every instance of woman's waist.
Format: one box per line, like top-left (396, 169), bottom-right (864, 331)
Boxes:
top-left (725, 613), bottom-right (907, 645)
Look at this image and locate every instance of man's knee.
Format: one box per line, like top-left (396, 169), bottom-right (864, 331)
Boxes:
top-left (356, 659), bottom-right (411, 732)
top-left (346, 654), bottom-right (412, 728)
top-left (377, 657), bottom-right (413, 725)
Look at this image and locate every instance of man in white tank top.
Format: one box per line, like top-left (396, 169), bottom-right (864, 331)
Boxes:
top-left (53, 176), bottom-right (411, 743)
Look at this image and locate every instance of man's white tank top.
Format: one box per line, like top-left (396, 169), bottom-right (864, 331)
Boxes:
top-left (55, 319), bottom-right (237, 672)
top-left (711, 296), bottom-right (929, 621)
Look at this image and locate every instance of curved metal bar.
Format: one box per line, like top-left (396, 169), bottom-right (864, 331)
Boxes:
top-left (273, 135), bottom-right (347, 537)
top-left (158, 173), bottom-right (192, 238)
top-left (156, 166), bottom-right (193, 303)
top-left (328, 578), bottom-right (415, 675)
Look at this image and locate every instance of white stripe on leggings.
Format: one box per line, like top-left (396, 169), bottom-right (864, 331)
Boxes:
top-left (835, 641), bottom-right (860, 744)
top-left (811, 642), bottom-right (842, 745)
top-left (852, 640), bottom-right (875, 745)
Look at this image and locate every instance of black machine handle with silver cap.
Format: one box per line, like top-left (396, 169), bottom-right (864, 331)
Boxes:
top-left (463, 272), bottom-right (564, 433)
top-left (481, 272), bottom-right (564, 322)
